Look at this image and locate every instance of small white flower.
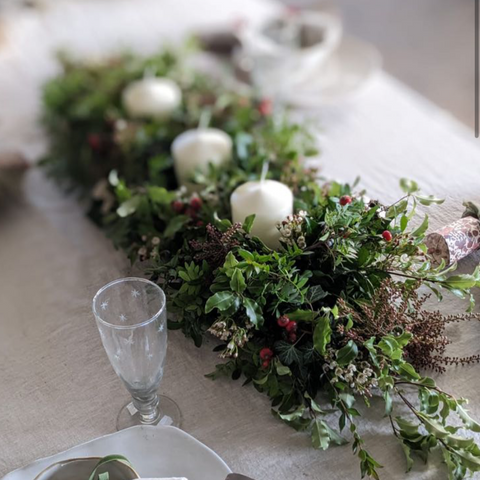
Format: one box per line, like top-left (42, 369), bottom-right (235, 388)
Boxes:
top-left (283, 228), bottom-right (292, 237)
top-left (344, 373), bottom-right (354, 382)
top-left (141, 235), bottom-right (147, 241)
top-left (322, 364), bottom-right (330, 373)
top-left (335, 367), bottom-right (343, 377)
top-left (329, 361), bottom-right (337, 369)
top-left (138, 246), bottom-right (147, 256)
top-left (151, 236), bottom-right (160, 245)
top-left (115, 119), bottom-right (128, 131)
top-left (347, 364), bottom-right (357, 372)
top-left (357, 373), bottom-right (368, 384)
top-left (298, 210), bottom-right (307, 218)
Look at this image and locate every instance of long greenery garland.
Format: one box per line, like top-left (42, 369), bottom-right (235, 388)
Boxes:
top-left (40, 45), bottom-right (480, 479)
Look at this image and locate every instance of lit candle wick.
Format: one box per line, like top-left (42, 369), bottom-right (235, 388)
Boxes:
top-left (260, 161), bottom-right (269, 184)
top-left (198, 108), bottom-right (212, 130)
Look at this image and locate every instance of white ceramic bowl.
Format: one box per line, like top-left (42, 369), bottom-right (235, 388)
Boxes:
top-left (239, 11), bottom-right (342, 94)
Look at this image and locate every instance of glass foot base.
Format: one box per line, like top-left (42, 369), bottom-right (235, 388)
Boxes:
top-left (116, 394), bottom-right (182, 431)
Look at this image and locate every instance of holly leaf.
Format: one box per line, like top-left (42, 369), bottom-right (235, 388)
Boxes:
top-left (116, 196), bottom-right (140, 217)
top-left (313, 316), bottom-right (331, 356)
top-left (336, 340), bottom-right (358, 366)
top-left (243, 297), bottom-right (264, 327)
top-left (242, 214), bottom-right (256, 234)
top-left (205, 292), bottom-right (237, 313)
top-left (311, 419), bottom-right (330, 450)
top-left (164, 215), bottom-right (189, 238)
top-left (230, 268), bottom-right (246, 293)
top-left (411, 215), bottom-right (428, 237)
top-left (147, 186), bottom-right (176, 205)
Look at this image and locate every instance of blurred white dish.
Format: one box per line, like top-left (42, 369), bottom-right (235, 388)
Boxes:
top-left (33, 457), bottom-right (139, 480)
top-left (240, 10), bottom-right (343, 93)
top-left (286, 35), bottom-right (381, 107)
top-left (2, 426), bottom-right (231, 480)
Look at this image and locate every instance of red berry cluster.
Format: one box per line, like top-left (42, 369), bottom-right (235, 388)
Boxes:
top-left (277, 315), bottom-right (297, 343)
top-left (259, 347), bottom-right (274, 369)
top-left (171, 197), bottom-right (204, 226)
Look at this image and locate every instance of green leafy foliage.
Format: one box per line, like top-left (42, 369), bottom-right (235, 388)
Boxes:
top-left (40, 44), bottom-right (480, 480)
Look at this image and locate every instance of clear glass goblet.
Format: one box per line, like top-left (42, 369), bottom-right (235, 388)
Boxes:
top-left (92, 277), bottom-right (181, 430)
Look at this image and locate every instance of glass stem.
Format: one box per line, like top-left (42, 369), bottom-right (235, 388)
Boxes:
top-left (132, 392), bottom-right (160, 424)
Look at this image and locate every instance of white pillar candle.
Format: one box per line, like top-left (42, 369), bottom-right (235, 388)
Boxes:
top-left (231, 180), bottom-right (293, 249)
top-left (172, 128), bottom-right (232, 189)
top-left (122, 77), bottom-right (182, 119)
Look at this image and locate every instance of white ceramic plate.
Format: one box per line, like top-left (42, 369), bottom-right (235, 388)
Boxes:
top-left (287, 35), bottom-right (381, 107)
top-left (2, 426), bottom-right (232, 480)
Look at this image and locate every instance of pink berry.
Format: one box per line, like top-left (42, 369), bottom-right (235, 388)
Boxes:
top-left (262, 360), bottom-right (270, 369)
top-left (288, 332), bottom-right (297, 344)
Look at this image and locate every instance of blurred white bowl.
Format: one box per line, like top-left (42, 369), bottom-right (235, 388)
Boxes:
top-left (33, 457), bottom-right (140, 480)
